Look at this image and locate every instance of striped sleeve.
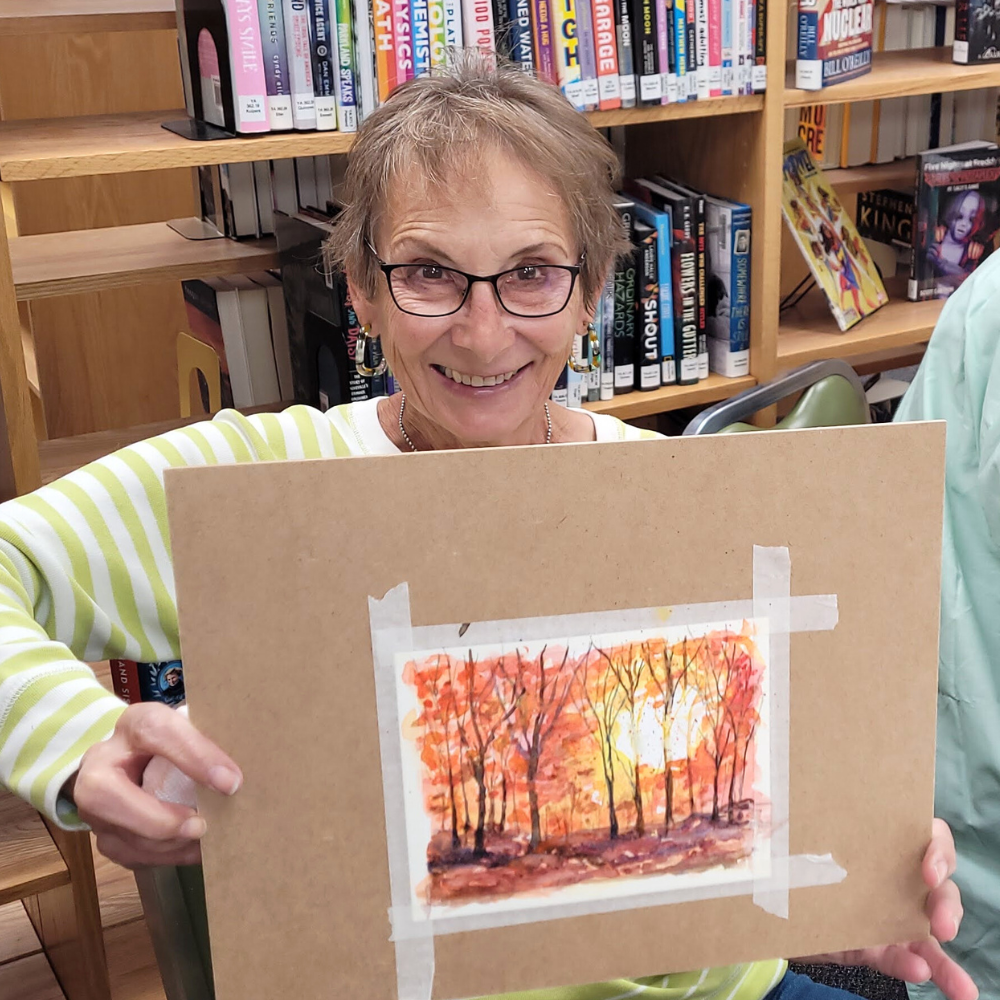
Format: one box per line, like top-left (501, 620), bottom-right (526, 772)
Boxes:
top-left (0, 405), bottom-right (346, 828)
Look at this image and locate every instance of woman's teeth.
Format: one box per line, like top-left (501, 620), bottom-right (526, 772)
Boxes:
top-left (441, 366), bottom-right (518, 387)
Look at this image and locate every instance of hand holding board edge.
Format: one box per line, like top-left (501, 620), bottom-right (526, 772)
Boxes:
top-left (165, 423), bottom-right (944, 1000)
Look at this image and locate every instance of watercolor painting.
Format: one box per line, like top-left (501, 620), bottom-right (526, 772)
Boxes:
top-left (394, 619), bottom-right (771, 917)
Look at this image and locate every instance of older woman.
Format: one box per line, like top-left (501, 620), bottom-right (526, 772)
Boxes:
top-left (0, 54), bottom-right (971, 1000)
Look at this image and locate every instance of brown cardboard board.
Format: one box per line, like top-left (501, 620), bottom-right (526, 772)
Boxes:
top-left (165, 422), bottom-right (945, 1000)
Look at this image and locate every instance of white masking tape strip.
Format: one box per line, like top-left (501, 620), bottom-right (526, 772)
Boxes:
top-left (407, 594), bottom-right (837, 654)
top-left (370, 583), bottom-right (436, 1000)
top-left (753, 545), bottom-right (791, 919)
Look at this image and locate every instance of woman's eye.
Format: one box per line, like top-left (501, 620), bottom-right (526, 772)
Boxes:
top-left (516, 266), bottom-right (540, 281)
top-left (420, 264), bottom-right (444, 280)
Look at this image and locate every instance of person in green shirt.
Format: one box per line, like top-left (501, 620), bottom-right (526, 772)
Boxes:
top-left (896, 245), bottom-right (1000, 1000)
top-left (0, 51), bottom-right (971, 1000)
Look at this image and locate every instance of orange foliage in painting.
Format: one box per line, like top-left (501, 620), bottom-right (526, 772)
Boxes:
top-left (402, 628), bottom-right (766, 905)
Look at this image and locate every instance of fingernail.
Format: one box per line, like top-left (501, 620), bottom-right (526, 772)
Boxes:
top-left (180, 816), bottom-right (207, 839)
top-left (935, 860), bottom-right (948, 886)
top-left (209, 766), bottom-right (242, 796)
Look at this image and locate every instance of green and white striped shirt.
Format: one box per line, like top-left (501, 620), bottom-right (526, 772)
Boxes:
top-left (0, 397), bottom-right (786, 1000)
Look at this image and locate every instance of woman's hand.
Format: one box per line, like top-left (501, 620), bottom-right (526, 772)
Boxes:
top-left (796, 819), bottom-right (977, 1000)
top-left (66, 702), bottom-right (242, 869)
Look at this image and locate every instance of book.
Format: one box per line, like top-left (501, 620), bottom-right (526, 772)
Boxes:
top-left (673, 0), bottom-right (688, 100)
top-left (599, 276), bottom-right (616, 399)
top-left (352, 0), bottom-right (379, 116)
top-left (464, 0), bottom-right (497, 50)
top-left (333, 0), bottom-right (360, 130)
top-left (954, 0), bottom-right (1000, 63)
top-left (428, 0), bottom-right (449, 66)
top-left (721, 0), bottom-right (733, 93)
top-left (509, 0), bottom-right (536, 71)
top-left (294, 155), bottom-right (320, 212)
top-left (657, 0), bottom-right (672, 102)
top-left (412, 0), bottom-right (432, 74)
top-left (685, 0), bottom-right (698, 98)
top-left (707, 0), bottom-right (722, 96)
top-left (224, 275), bottom-right (284, 405)
top-left (444, 0), bottom-right (465, 49)
top-left (224, 0), bottom-right (270, 133)
top-left (613, 199), bottom-right (638, 393)
top-left (373, 0), bottom-right (397, 100)
top-left (258, 0), bottom-right (295, 128)
top-left (694, 0), bottom-right (709, 97)
top-left (631, 0), bottom-right (662, 102)
top-left (198, 163), bottom-right (227, 235)
top-left (856, 188), bottom-right (914, 250)
top-left (110, 659), bottom-right (185, 707)
top-left (630, 199), bottom-right (676, 385)
top-left (664, 0), bottom-right (679, 102)
top-left (344, 287), bottom-right (376, 402)
top-left (249, 272), bottom-right (295, 400)
top-left (751, 0), bottom-right (766, 90)
top-left (533, 0), bottom-right (559, 83)
top-left (592, 0), bottom-right (623, 107)
top-left (781, 137), bottom-right (888, 330)
top-left (554, 0), bottom-right (585, 107)
top-left (393, 0), bottom-right (415, 88)
top-left (271, 157), bottom-right (300, 214)
top-left (576, 0), bottom-right (602, 108)
top-left (797, 103), bottom-right (844, 168)
top-left (551, 364), bottom-right (570, 405)
top-left (633, 221), bottom-right (662, 390)
top-left (253, 159), bottom-right (276, 234)
top-left (909, 141), bottom-right (1000, 300)
top-left (284, 0), bottom-right (317, 127)
top-left (615, 0), bottom-right (637, 105)
top-left (795, 0), bottom-right (873, 89)
top-left (705, 194), bottom-right (751, 377)
top-left (220, 161), bottom-right (261, 237)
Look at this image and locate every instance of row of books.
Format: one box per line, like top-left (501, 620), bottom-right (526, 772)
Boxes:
top-left (176, 0), bottom-right (767, 139)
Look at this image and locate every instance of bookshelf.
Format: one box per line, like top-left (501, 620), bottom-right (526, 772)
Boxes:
top-left (0, 4), bottom-right (997, 494)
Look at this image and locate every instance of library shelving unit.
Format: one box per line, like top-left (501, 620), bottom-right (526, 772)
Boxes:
top-left (0, 7), bottom-right (996, 496)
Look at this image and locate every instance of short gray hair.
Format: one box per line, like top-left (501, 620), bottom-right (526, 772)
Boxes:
top-left (324, 51), bottom-right (631, 306)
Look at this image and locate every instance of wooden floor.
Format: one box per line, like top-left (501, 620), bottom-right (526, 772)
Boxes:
top-left (0, 661), bottom-right (166, 1000)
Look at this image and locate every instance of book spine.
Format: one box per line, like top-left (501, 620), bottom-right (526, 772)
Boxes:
top-left (720, 0), bottom-right (732, 93)
top-left (554, 0), bottom-right (586, 108)
top-left (576, 0), bottom-right (601, 108)
top-left (599, 277), bottom-right (616, 399)
top-left (310, 0), bottom-right (339, 130)
top-left (657, 215), bottom-right (676, 384)
top-left (493, 0), bottom-right (512, 58)
top-left (795, 0), bottom-right (821, 88)
top-left (352, 0), bottom-right (378, 117)
top-left (464, 0), bottom-right (497, 50)
top-left (614, 0), bottom-right (637, 106)
top-left (110, 659), bottom-right (142, 705)
top-left (656, 0), bottom-right (672, 102)
top-left (694, 0), bottom-right (709, 97)
top-left (533, 0), bottom-right (559, 83)
top-left (671, 202), bottom-right (699, 385)
top-left (637, 234), bottom-right (662, 390)
top-left (444, 0), bottom-right (465, 49)
top-left (953, 0), bottom-right (969, 62)
top-left (227, 0), bottom-right (271, 132)
top-left (586, 313), bottom-right (602, 401)
top-left (509, 0), bottom-right (536, 70)
top-left (428, 0), bottom-right (448, 66)
top-left (258, 0), bottom-right (295, 128)
top-left (551, 364), bottom-right (570, 406)
top-left (631, 0), bottom-right (662, 102)
top-left (664, 0), bottom-right (679, 101)
top-left (593, 0), bottom-right (623, 107)
top-left (393, 0), bottom-right (415, 86)
top-left (566, 364), bottom-right (584, 407)
top-left (334, 0), bottom-right (359, 129)
top-left (686, 0), bottom-right (698, 98)
top-left (693, 190), bottom-right (708, 379)
top-left (613, 247), bottom-right (637, 393)
top-left (752, 0), bottom-right (765, 90)
top-left (727, 206), bottom-right (752, 373)
top-left (673, 0), bottom-right (688, 99)
top-left (412, 0), bottom-right (432, 73)
top-left (707, 0), bottom-right (721, 96)
top-left (284, 0), bottom-right (318, 126)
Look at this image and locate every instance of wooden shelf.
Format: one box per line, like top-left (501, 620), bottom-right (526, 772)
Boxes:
top-left (0, 791), bottom-right (70, 906)
top-left (583, 373), bottom-right (756, 419)
top-left (826, 158), bottom-right (917, 195)
top-left (589, 94), bottom-right (764, 128)
top-left (0, 1), bottom-right (175, 34)
top-left (785, 47), bottom-right (1000, 107)
top-left (0, 98), bottom-right (765, 182)
top-left (778, 281), bottom-right (942, 366)
top-left (11, 222), bottom-right (280, 301)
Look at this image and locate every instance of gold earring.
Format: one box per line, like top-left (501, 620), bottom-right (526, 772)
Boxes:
top-left (355, 323), bottom-right (388, 377)
top-left (568, 322), bottom-right (598, 373)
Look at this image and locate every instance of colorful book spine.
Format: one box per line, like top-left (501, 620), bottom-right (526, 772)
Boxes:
top-left (673, 0), bottom-right (688, 99)
top-left (796, 0), bottom-right (873, 89)
top-left (630, 0), bottom-right (662, 103)
top-left (533, 0), bottom-right (559, 82)
top-left (412, 0), bottom-right (432, 73)
top-left (708, 0), bottom-right (722, 95)
top-left (694, 0), bottom-right (709, 97)
top-left (463, 0), bottom-right (497, 50)
top-left (614, 0), bottom-right (637, 105)
top-left (110, 659), bottom-right (186, 708)
top-left (310, 0), bottom-right (339, 130)
top-left (746, 0), bottom-right (755, 92)
top-left (393, 0), bottom-right (415, 86)
top-left (634, 223), bottom-right (662, 390)
top-left (554, 0), bottom-right (585, 108)
top-left (720, 0), bottom-right (732, 93)
top-left (736, 0), bottom-right (748, 92)
top-left (599, 277), bottom-right (616, 399)
top-left (686, 0), bottom-right (698, 98)
top-left (592, 0), bottom-right (623, 107)
top-left (613, 199), bottom-right (637, 394)
top-left (373, 0), bottom-right (397, 100)
top-left (509, 0), bottom-right (536, 71)
top-left (705, 196), bottom-right (751, 377)
top-left (662, 178), bottom-right (708, 378)
top-left (352, 0), bottom-right (378, 117)
top-left (428, 0), bottom-right (448, 66)
top-left (656, 0), bottom-right (671, 103)
top-left (334, 0), bottom-right (359, 129)
top-left (257, 0), bottom-right (294, 128)
top-left (630, 200), bottom-right (676, 385)
top-left (664, 0), bottom-right (679, 102)
top-left (227, 0), bottom-right (270, 132)
top-left (954, 0), bottom-right (970, 62)
top-left (284, 0), bottom-right (317, 127)
top-left (752, 0), bottom-right (766, 89)
top-left (444, 0), bottom-right (465, 49)
top-left (576, 0), bottom-right (601, 109)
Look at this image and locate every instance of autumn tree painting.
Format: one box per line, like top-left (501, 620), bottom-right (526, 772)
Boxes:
top-left (400, 623), bottom-right (767, 907)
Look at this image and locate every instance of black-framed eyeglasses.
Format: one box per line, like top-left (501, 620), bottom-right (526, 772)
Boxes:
top-left (366, 240), bottom-right (585, 318)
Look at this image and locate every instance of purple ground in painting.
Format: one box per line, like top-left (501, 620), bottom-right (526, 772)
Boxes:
top-left (423, 803), bottom-right (756, 905)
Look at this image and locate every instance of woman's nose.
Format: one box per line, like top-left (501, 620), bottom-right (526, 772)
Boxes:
top-left (450, 282), bottom-right (515, 359)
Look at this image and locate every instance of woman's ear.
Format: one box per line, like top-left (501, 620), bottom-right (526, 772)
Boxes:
top-left (346, 274), bottom-right (375, 328)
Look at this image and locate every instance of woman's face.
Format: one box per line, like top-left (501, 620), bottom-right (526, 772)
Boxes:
top-left (951, 193), bottom-right (982, 242)
top-left (348, 152), bottom-right (590, 448)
